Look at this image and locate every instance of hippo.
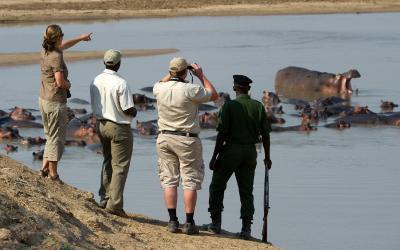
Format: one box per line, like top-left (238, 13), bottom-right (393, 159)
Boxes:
top-left (324, 120), bottom-right (351, 129)
top-left (75, 113), bottom-right (97, 126)
top-left (132, 93), bottom-right (156, 111)
top-left (0, 110), bottom-right (8, 117)
top-left (267, 112), bottom-right (285, 125)
top-left (4, 144), bottom-right (18, 154)
top-left (315, 96), bottom-right (346, 107)
top-left (335, 112), bottom-right (379, 125)
top-left (69, 98), bottom-right (90, 105)
top-left (380, 100), bottom-right (398, 112)
top-left (275, 66), bottom-right (361, 100)
top-left (32, 149), bottom-right (44, 161)
top-left (140, 86), bottom-right (154, 93)
top-left (272, 114), bottom-right (317, 132)
top-left (199, 103), bottom-right (218, 111)
top-left (199, 112), bottom-right (218, 129)
top-left (378, 112), bottom-right (400, 126)
top-left (65, 140), bottom-right (87, 147)
top-left (9, 107), bottom-right (36, 121)
top-left (20, 136), bottom-right (46, 146)
top-left (66, 118), bottom-right (98, 142)
top-left (270, 106), bottom-right (284, 115)
top-left (1, 119), bottom-right (43, 129)
top-left (70, 108), bottom-right (87, 115)
top-left (0, 127), bottom-right (21, 139)
top-left (284, 98), bottom-right (310, 111)
top-left (135, 120), bottom-right (158, 136)
top-left (86, 143), bottom-right (103, 154)
top-left (262, 90), bottom-right (281, 107)
top-left (215, 92), bottom-right (231, 108)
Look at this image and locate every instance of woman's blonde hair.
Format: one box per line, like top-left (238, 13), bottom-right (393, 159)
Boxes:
top-left (42, 24), bottom-right (63, 53)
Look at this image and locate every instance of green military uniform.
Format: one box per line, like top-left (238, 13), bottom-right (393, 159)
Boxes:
top-left (208, 94), bottom-right (271, 219)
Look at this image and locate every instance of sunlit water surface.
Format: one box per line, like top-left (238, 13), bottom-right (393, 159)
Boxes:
top-left (0, 14), bottom-right (399, 250)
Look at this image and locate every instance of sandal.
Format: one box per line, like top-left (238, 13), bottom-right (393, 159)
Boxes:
top-left (39, 168), bottom-right (49, 177)
top-left (48, 174), bottom-right (64, 184)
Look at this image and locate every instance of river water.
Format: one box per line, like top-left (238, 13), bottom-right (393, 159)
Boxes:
top-left (0, 14), bottom-right (399, 250)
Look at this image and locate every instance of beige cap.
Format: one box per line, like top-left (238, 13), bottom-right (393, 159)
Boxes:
top-left (169, 57), bottom-right (189, 73)
top-left (104, 49), bottom-right (121, 66)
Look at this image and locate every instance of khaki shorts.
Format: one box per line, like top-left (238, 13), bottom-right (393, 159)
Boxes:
top-left (156, 133), bottom-right (205, 190)
top-left (39, 97), bottom-right (67, 161)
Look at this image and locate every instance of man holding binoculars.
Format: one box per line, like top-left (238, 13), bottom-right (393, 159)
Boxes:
top-left (153, 57), bottom-right (218, 234)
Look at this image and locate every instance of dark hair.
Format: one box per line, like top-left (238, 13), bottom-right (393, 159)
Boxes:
top-left (233, 84), bottom-right (251, 93)
top-left (105, 62), bottom-right (121, 72)
top-left (42, 24), bottom-right (63, 53)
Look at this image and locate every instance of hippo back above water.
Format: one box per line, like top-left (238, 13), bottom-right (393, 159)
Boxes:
top-left (275, 66), bottom-right (360, 100)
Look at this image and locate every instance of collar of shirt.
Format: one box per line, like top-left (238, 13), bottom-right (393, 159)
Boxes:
top-left (236, 94), bottom-right (251, 100)
top-left (103, 69), bottom-right (118, 76)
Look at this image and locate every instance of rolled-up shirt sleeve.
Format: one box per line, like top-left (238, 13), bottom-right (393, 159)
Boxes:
top-left (186, 85), bottom-right (211, 103)
top-left (118, 82), bottom-right (135, 111)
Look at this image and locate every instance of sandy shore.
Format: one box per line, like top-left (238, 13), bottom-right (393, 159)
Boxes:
top-left (0, 0), bottom-right (399, 24)
top-left (0, 49), bottom-right (179, 67)
top-left (0, 154), bottom-right (278, 249)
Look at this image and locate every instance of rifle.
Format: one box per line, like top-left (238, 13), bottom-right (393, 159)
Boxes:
top-left (261, 161), bottom-right (270, 243)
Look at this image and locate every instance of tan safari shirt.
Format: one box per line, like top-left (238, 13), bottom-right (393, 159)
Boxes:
top-left (39, 49), bottom-right (69, 103)
top-left (153, 80), bottom-right (211, 134)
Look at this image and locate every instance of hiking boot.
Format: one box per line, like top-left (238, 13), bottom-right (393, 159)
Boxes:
top-left (105, 208), bottom-right (128, 218)
top-left (98, 199), bottom-right (108, 209)
top-left (182, 222), bottom-right (199, 235)
top-left (207, 212), bottom-right (222, 234)
top-left (167, 220), bottom-right (180, 233)
top-left (207, 221), bottom-right (221, 234)
top-left (238, 218), bottom-right (252, 240)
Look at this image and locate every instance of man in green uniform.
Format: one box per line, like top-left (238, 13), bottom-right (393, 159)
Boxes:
top-left (207, 74), bottom-right (272, 240)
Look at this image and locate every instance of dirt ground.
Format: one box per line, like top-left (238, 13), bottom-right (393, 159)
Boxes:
top-left (0, 0), bottom-right (399, 24)
top-left (0, 154), bottom-right (278, 249)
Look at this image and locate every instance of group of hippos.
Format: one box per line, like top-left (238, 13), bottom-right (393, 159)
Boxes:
top-left (1, 66), bottom-right (399, 159)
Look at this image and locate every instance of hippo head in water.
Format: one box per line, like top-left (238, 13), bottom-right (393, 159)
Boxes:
top-left (136, 120), bottom-right (158, 136)
top-left (4, 144), bottom-right (18, 154)
top-left (336, 69), bottom-right (361, 94)
top-left (10, 107), bottom-right (35, 121)
top-left (199, 112), bottom-right (218, 129)
top-left (275, 67), bottom-right (361, 100)
top-left (262, 90), bottom-right (281, 107)
top-left (335, 120), bottom-right (351, 129)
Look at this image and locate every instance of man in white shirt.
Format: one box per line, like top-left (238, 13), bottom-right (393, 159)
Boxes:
top-left (153, 57), bottom-right (218, 234)
top-left (90, 49), bottom-right (136, 217)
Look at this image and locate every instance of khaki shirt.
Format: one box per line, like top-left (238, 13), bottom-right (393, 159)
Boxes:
top-left (39, 49), bottom-right (69, 103)
top-left (153, 80), bottom-right (211, 134)
top-left (90, 69), bottom-right (135, 125)
top-left (217, 94), bottom-right (271, 145)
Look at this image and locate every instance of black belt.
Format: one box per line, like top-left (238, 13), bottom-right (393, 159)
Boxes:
top-left (159, 130), bottom-right (198, 138)
top-left (99, 119), bottom-right (114, 124)
top-left (99, 119), bottom-right (129, 126)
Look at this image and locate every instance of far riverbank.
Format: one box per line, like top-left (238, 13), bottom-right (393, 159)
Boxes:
top-left (0, 0), bottom-right (399, 24)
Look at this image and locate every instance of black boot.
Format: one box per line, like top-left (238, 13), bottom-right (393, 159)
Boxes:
top-left (238, 217), bottom-right (252, 240)
top-left (207, 212), bottom-right (222, 234)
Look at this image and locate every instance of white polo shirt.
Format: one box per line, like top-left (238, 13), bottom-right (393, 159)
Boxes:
top-left (153, 80), bottom-right (211, 134)
top-left (90, 69), bottom-right (134, 125)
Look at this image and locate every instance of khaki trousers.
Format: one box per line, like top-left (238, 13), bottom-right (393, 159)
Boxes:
top-left (39, 97), bottom-right (67, 162)
top-left (98, 120), bottom-right (133, 211)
